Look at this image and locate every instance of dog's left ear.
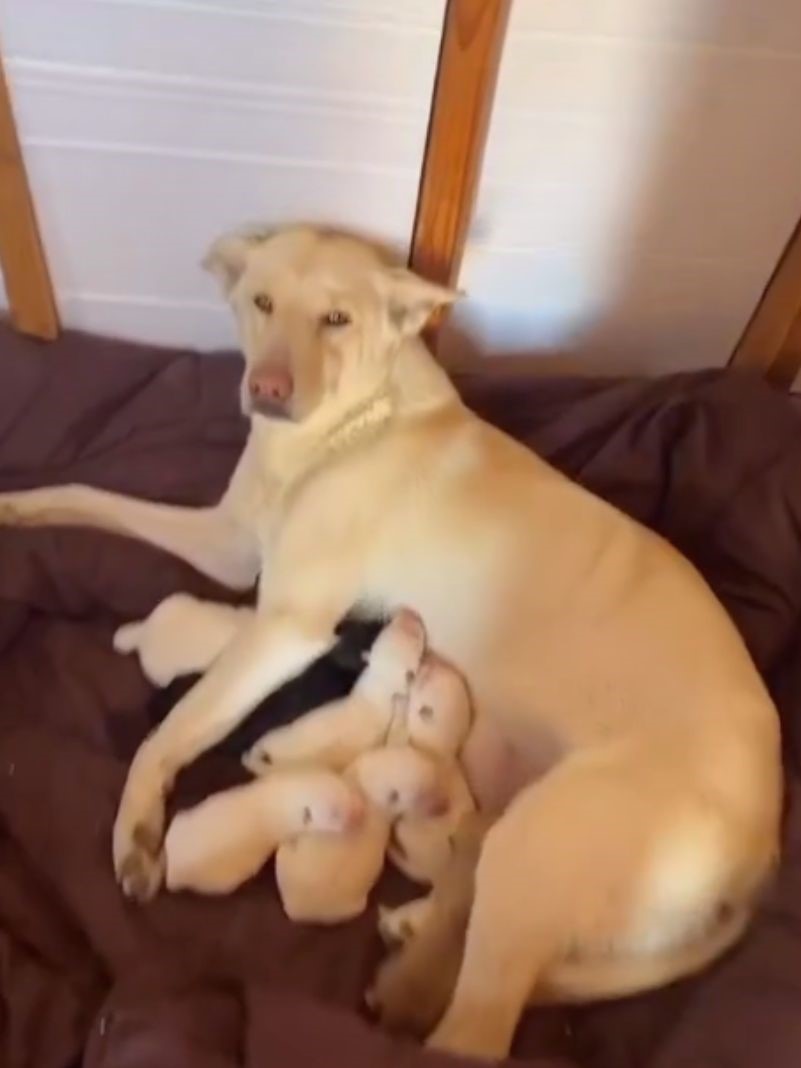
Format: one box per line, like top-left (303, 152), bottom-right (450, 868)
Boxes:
top-left (379, 267), bottom-right (462, 336)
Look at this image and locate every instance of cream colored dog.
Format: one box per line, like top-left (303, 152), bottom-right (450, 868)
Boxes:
top-left (0, 224), bottom-right (782, 1060)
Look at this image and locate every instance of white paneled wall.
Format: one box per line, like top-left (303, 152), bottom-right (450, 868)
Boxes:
top-left (443, 0), bottom-right (801, 373)
top-left (3, 0), bottom-right (801, 373)
top-left (0, 0), bottom-right (444, 348)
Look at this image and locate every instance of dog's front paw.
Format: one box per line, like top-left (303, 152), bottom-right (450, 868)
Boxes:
top-left (115, 825), bottom-right (165, 902)
top-left (0, 497), bottom-right (23, 525)
top-left (112, 762), bottom-right (167, 902)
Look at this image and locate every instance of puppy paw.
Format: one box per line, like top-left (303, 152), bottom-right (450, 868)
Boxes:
top-left (241, 744), bottom-right (272, 777)
top-left (377, 898), bottom-right (430, 947)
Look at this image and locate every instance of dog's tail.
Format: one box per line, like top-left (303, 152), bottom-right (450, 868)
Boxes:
top-left (536, 904), bottom-right (751, 1004)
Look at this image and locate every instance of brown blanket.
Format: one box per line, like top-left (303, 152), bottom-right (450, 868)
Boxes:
top-left (1, 325), bottom-right (800, 1068)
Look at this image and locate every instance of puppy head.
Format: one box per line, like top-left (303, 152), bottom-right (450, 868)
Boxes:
top-left (353, 747), bottom-right (449, 819)
top-left (274, 769), bottom-right (365, 836)
top-left (406, 654), bottom-right (472, 757)
top-left (203, 223), bottom-right (459, 423)
top-left (359, 608), bottom-right (427, 702)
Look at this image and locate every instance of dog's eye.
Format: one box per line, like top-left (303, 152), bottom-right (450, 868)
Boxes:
top-left (322, 309), bottom-right (350, 328)
top-left (253, 293), bottom-right (273, 315)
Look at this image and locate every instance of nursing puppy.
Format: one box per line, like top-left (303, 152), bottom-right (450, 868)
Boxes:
top-left (276, 745), bottom-right (445, 924)
top-left (388, 652), bottom-right (475, 885)
top-left (243, 608), bottom-right (426, 773)
top-left (114, 593), bottom-right (254, 686)
top-left (164, 766), bottom-right (363, 894)
top-left (0, 225), bottom-right (782, 1060)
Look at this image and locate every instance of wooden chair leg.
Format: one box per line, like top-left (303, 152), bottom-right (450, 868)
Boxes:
top-left (730, 218), bottom-right (801, 388)
top-left (0, 52), bottom-right (59, 340)
top-left (410, 0), bottom-right (510, 348)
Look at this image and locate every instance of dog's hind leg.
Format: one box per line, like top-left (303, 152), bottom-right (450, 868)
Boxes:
top-left (368, 813), bottom-right (492, 1036)
top-left (0, 485), bottom-right (259, 589)
top-left (427, 752), bottom-right (713, 1060)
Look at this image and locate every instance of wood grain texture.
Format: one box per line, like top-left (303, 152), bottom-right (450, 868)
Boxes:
top-left (731, 217), bottom-right (801, 387)
top-left (410, 0), bottom-right (510, 290)
top-left (0, 52), bottom-right (59, 340)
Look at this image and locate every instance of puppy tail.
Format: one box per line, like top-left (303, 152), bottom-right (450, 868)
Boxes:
top-left (536, 904), bottom-right (751, 1004)
top-left (113, 620), bottom-right (144, 654)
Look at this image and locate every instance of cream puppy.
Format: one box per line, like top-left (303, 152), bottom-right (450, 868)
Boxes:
top-left (276, 745), bottom-right (446, 924)
top-left (389, 654), bottom-right (475, 884)
top-left (114, 593), bottom-right (253, 686)
top-left (388, 762), bottom-right (475, 885)
top-left (164, 767), bottom-right (363, 895)
top-left (242, 609), bottom-right (425, 774)
top-left (402, 653), bottom-right (472, 756)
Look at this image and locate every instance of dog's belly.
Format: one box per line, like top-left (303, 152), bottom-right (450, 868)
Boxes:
top-left (460, 714), bottom-right (565, 814)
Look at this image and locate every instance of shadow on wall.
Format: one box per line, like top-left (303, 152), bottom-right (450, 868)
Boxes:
top-left (441, 0), bottom-right (801, 376)
top-left (438, 318), bottom-right (612, 379)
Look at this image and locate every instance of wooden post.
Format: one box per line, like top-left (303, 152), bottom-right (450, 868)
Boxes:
top-left (730, 217), bottom-right (801, 387)
top-left (410, 0), bottom-right (511, 293)
top-left (0, 52), bottom-right (59, 340)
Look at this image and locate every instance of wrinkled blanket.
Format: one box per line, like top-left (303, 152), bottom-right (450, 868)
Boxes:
top-left (1, 325), bottom-right (800, 1068)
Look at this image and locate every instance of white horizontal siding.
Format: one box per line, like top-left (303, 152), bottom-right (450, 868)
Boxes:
top-left (0, 0), bottom-right (442, 101)
top-left (442, 0), bottom-right (801, 373)
top-left (4, 0), bottom-right (801, 374)
top-left (0, 0), bottom-right (444, 347)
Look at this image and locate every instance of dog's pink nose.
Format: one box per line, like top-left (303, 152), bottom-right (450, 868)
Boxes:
top-left (248, 365), bottom-right (293, 404)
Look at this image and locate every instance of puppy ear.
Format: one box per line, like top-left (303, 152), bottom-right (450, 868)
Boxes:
top-left (202, 225), bottom-right (273, 293)
top-left (379, 267), bottom-right (462, 337)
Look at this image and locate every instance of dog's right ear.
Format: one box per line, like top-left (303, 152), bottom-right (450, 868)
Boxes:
top-left (378, 267), bottom-right (461, 337)
top-left (202, 225), bottom-right (273, 294)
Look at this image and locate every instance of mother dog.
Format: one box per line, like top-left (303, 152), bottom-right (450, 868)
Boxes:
top-left (0, 225), bottom-right (781, 1059)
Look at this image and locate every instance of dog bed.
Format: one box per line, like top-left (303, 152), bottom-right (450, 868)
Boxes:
top-left (1, 324), bottom-right (800, 1068)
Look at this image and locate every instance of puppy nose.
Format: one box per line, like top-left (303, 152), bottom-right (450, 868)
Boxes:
top-left (248, 365), bottom-right (293, 403)
top-left (418, 790), bottom-right (450, 818)
top-left (420, 794), bottom-right (452, 815)
top-left (342, 797), bottom-right (366, 832)
top-left (394, 608), bottom-right (423, 634)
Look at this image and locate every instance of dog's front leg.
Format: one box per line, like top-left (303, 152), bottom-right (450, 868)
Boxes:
top-left (112, 608), bottom-right (338, 900)
top-left (0, 486), bottom-right (260, 590)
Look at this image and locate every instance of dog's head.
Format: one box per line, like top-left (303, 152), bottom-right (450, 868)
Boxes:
top-left (203, 224), bottom-right (459, 422)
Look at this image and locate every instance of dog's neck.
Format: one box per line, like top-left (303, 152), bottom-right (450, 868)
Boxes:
top-left (391, 336), bottom-right (459, 416)
top-left (251, 338), bottom-right (459, 490)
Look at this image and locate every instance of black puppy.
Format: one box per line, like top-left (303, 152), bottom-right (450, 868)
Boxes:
top-left (146, 615), bottom-right (384, 760)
